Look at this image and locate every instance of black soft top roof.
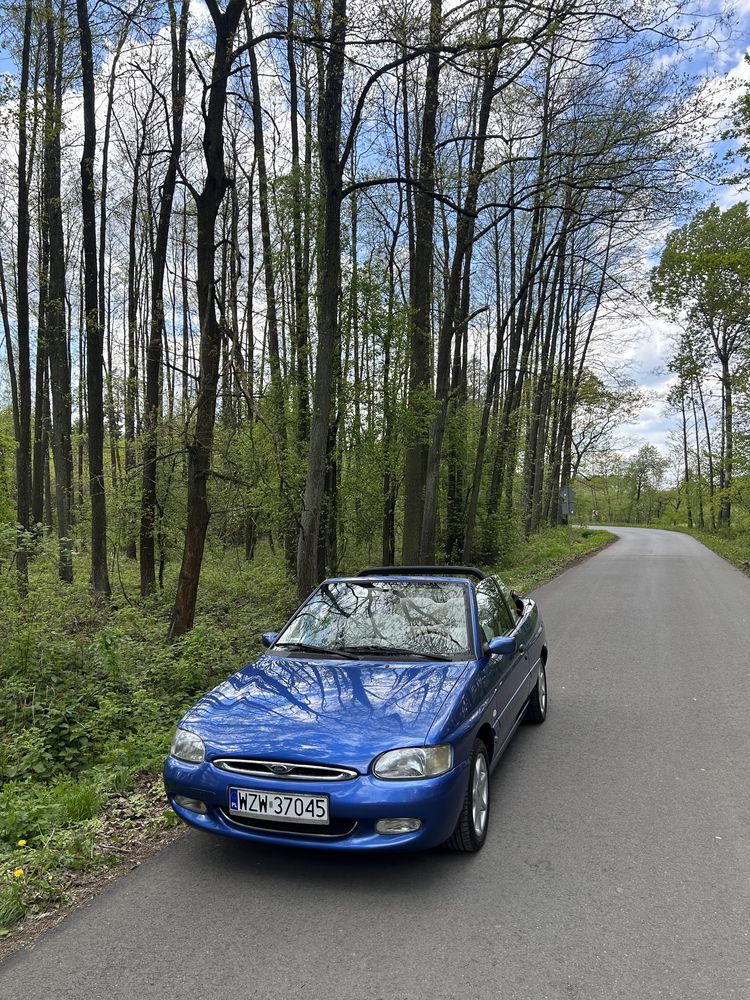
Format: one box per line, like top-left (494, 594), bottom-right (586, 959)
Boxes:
top-left (358, 565), bottom-right (485, 582)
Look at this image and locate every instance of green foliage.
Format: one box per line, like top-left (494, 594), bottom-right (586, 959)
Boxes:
top-left (651, 203), bottom-right (750, 331)
top-left (0, 882), bottom-right (26, 928)
top-left (0, 779), bottom-right (99, 843)
top-left (0, 543), bottom-right (297, 930)
top-left (672, 526), bottom-right (750, 575)
top-left (723, 58), bottom-right (750, 187)
top-left (494, 527), bottom-right (613, 593)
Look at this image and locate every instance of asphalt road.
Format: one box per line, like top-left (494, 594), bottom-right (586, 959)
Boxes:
top-left (2, 527), bottom-right (749, 1000)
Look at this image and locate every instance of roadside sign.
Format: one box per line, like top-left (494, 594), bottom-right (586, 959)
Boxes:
top-left (559, 486), bottom-right (575, 520)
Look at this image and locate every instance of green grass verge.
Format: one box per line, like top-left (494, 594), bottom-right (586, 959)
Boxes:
top-left (668, 526), bottom-right (750, 576)
top-left (0, 526), bottom-right (613, 933)
top-left (495, 527), bottom-right (614, 593)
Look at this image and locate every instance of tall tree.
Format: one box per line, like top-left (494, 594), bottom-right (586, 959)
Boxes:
top-left (168, 0), bottom-right (248, 638)
top-left (420, 35), bottom-right (501, 562)
top-left (140, 0), bottom-right (190, 597)
top-left (13, 0), bottom-right (33, 591)
top-left (296, 0), bottom-right (347, 599)
top-left (651, 203), bottom-right (750, 529)
top-left (46, 0), bottom-right (75, 583)
top-left (77, 0), bottom-right (111, 596)
top-left (401, 0), bottom-right (441, 564)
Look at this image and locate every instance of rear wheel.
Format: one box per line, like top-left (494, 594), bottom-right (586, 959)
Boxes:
top-left (446, 740), bottom-right (490, 853)
top-left (525, 661), bottom-right (547, 724)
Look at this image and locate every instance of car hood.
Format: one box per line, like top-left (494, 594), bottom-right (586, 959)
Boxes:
top-left (180, 654), bottom-right (470, 772)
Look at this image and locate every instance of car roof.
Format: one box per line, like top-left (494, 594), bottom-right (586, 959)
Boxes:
top-left (358, 565), bottom-right (485, 581)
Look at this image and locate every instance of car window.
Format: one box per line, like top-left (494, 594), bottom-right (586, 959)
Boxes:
top-left (496, 578), bottom-right (520, 624)
top-left (476, 579), bottom-right (514, 641)
top-left (277, 580), bottom-right (471, 660)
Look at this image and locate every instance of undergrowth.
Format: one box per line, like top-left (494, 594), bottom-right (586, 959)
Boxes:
top-left (0, 540), bottom-right (293, 934)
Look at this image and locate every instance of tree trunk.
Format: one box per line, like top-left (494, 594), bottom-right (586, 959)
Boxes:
top-left (287, 0), bottom-right (310, 444)
top-left (124, 126), bottom-right (147, 560)
top-left (690, 385), bottom-right (704, 530)
top-left (680, 391), bottom-right (693, 528)
top-left (296, 0), bottom-right (347, 599)
top-left (169, 0), bottom-right (246, 639)
top-left (420, 44), bottom-right (499, 562)
top-left (46, 6), bottom-right (74, 582)
top-left (77, 0), bottom-right (111, 597)
top-left (14, 0), bottom-right (33, 591)
top-left (401, 0), bottom-right (441, 563)
top-left (721, 355), bottom-right (732, 528)
top-left (246, 12), bottom-right (295, 570)
top-left (141, 0), bottom-right (189, 597)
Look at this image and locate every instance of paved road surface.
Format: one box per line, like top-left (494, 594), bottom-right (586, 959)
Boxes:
top-left (2, 527), bottom-right (749, 1000)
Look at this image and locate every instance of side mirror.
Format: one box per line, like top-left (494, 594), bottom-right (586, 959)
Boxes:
top-left (261, 631), bottom-right (279, 648)
top-left (486, 635), bottom-right (517, 656)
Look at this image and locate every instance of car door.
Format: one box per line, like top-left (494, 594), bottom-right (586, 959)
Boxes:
top-left (497, 579), bottom-right (538, 701)
top-left (475, 580), bottom-right (528, 751)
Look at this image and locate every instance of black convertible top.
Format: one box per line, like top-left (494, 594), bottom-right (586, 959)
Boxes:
top-left (358, 565), bottom-right (485, 582)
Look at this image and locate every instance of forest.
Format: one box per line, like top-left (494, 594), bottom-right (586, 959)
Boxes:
top-left (0, 0), bottom-right (749, 934)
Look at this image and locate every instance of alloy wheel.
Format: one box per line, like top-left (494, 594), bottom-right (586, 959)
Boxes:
top-left (539, 665), bottom-right (547, 713)
top-left (471, 752), bottom-right (489, 837)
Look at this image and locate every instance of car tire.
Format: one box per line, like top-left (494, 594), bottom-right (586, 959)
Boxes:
top-left (525, 661), bottom-right (547, 725)
top-left (445, 739), bottom-right (490, 853)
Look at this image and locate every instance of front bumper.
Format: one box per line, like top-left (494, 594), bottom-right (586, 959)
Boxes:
top-left (163, 755), bottom-right (469, 851)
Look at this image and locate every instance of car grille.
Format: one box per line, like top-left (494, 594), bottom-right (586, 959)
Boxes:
top-left (219, 809), bottom-right (357, 839)
top-left (211, 758), bottom-right (358, 781)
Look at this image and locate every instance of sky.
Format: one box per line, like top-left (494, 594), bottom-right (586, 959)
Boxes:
top-left (609, 2), bottom-right (750, 457)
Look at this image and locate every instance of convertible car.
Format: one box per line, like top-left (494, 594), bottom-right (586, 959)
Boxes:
top-left (164, 566), bottom-right (547, 852)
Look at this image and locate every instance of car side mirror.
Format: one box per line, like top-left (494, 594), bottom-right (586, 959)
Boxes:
top-left (261, 631), bottom-right (279, 648)
top-left (486, 635), bottom-right (517, 656)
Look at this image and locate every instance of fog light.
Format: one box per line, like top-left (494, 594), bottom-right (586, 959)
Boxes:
top-left (375, 818), bottom-right (422, 835)
top-left (173, 795), bottom-right (208, 814)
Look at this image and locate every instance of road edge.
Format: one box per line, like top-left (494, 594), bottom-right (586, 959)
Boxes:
top-left (522, 531), bottom-right (618, 595)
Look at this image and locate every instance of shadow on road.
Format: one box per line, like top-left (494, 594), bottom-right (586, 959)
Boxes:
top-left (183, 727), bottom-right (540, 899)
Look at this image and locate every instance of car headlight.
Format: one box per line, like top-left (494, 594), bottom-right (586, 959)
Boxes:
top-left (373, 744), bottom-right (453, 779)
top-left (170, 728), bottom-right (205, 764)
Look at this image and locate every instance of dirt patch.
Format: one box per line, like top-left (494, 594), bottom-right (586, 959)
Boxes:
top-left (0, 775), bottom-right (184, 964)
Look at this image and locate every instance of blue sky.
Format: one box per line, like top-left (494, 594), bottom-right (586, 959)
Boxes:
top-left (606, 2), bottom-right (750, 458)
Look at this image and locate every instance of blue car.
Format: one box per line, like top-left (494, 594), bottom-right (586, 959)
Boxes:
top-left (164, 566), bottom-right (548, 852)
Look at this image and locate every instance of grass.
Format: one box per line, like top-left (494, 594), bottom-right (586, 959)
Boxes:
top-left (496, 526), bottom-right (614, 593)
top-left (669, 525), bottom-right (750, 576)
top-left (0, 525), bottom-right (613, 934)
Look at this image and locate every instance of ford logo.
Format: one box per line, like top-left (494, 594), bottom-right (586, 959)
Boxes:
top-left (269, 763), bottom-right (294, 775)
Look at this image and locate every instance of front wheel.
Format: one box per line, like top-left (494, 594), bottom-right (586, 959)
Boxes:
top-left (525, 661), bottom-right (547, 724)
top-left (445, 740), bottom-right (490, 853)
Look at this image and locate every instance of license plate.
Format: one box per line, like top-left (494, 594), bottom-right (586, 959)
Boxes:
top-left (228, 787), bottom-right (329, 825)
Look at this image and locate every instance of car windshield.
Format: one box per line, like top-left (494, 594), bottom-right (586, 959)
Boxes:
top-left (276, 580), bottom-right (471, 660)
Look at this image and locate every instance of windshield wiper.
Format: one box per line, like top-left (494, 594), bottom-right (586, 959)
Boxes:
top-left (273, 642), bottom-right (360, 660)
top-left (340, 644), bottom-right (454, 662)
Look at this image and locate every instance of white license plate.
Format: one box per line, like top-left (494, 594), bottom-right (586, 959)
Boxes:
top-left (228, 787), bottom-right (329, 825)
